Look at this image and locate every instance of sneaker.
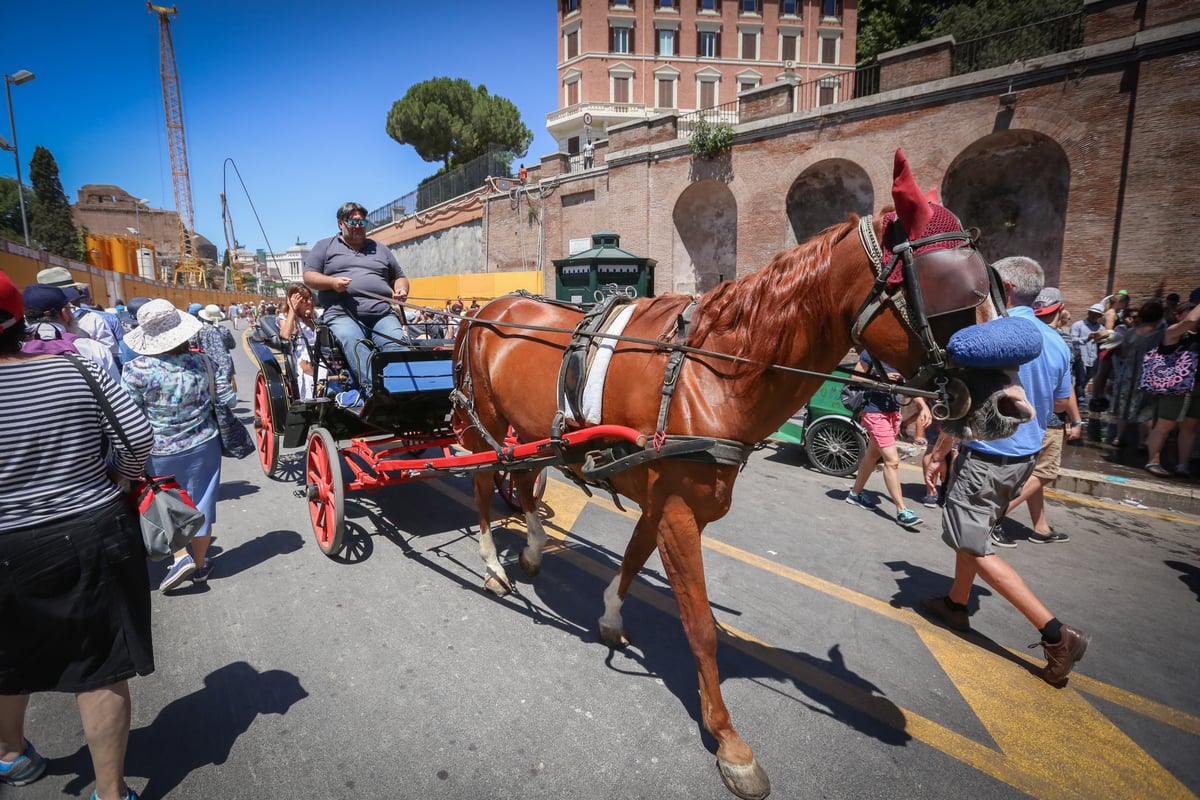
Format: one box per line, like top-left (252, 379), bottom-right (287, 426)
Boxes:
top-left (921, 493), bottom-right (940, 508)
top-left (91, 790), bottom-right (139, 800)
top-left (896, 509), bottom-right (923, 529)
top-left (335, 389), bottom-right (363, 409)
top-left (159, 554), bottom-right (196, 592)
top-left (845, 491), bottom-right (879, 509)
top-left (1034, 624), bottom-right (1090, 684)
top-left (190, 562), bottom-right (215, 582)
top-left (0, 740), bottom-right (46, 786)
top-left (1028, 529), bottom-right (1070, 544)
top-left (990, 526), bottom-right (1017, 548)
top-left (920, 596), bottom-right (971, 632)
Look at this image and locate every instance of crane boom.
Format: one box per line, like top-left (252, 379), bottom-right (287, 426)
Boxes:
top-left (219, 192), bottom-right (246, 292)
top-left (149, 3), bottom-right (206, 287)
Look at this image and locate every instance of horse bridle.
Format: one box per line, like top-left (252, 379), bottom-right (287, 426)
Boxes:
top-left (851, 214), bottom-right (1008, 419)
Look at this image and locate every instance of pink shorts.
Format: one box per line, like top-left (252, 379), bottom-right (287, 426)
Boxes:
top-left (861, 411), bottom-right (901, 448)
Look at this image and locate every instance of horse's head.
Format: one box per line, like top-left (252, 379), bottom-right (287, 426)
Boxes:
top-left (853, 149), bottom-right (1038, 441)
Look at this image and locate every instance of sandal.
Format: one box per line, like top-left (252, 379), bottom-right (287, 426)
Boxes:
top-left (1145, 463), bottom-right (1169, 477)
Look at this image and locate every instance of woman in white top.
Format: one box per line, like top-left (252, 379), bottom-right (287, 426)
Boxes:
top-left (278, 283), bottom-right (319, 399)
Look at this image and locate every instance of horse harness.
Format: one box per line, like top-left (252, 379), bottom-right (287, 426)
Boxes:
top-left (851, 214), bottom-right (1007, 419)
top-left (451, 292), bottom-right (755, 505)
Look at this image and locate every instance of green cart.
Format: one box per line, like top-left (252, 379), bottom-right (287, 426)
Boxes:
top-left (769, 365), bottom-right (867, 477)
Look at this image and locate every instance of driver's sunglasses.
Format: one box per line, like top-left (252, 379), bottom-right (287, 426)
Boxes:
top-left (343, 218), bottom-right (367, 228)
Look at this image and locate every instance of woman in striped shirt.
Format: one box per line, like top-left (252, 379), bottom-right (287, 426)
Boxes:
top-left (0, 270), bottom-right (153, 800)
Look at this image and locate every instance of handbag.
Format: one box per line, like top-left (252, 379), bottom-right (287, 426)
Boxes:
top-left (131, 475), bottom-right (206, 560)
top-left (203, 355), bottom-right (255, 458)
top-left (839, 383), bottom-right (868, 414)
top-left (1138, 343), bottom-right (1198, 396)
top-left (62, 355), bottom-right (206, 560)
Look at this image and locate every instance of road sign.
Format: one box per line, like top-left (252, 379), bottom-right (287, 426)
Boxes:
top-left (583, 112), bottom-right (592, 126)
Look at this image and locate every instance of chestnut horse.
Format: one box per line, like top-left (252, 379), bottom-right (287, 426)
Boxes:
top-left (450, 152), bottom-right (1032, 799)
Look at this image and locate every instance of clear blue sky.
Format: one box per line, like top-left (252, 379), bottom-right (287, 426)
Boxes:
top-left (2, 1), bottom-right (559, 254)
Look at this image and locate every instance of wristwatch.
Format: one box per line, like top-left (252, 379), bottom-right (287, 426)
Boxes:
top-left (1069, 420), bottom-right (1084, 427)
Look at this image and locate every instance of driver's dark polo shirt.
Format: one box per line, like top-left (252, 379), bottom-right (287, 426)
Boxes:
top-left (304, 234), bottom-right (405, 322)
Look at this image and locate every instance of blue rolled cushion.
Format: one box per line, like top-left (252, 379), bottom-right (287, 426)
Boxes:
top-left (946, 316), bottom-right (1043, 368)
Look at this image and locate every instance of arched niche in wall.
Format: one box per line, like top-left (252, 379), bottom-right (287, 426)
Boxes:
top-left (672, 180), bottom-right (737, 295)
top-left (785, 158), bottom-right (874, 248)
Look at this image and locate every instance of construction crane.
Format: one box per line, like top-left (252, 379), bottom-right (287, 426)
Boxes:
top-left (219, 192), bottom-right (246, 292)
top-left (148, 3), bottom-right (207, 287)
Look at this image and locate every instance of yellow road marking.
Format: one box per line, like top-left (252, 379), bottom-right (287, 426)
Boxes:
top-left (483, 479), bottom-right (1199, 800)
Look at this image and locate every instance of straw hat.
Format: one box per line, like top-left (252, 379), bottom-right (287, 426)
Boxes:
top-left (198, 303), bottom-right (225, 322)
top-left (124, 299), bottom-right (201, 355)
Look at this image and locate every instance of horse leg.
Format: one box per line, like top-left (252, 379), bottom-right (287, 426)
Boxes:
top-left (598, 511), bottom-right (659, 649)
top-left (515, 471), bottom-right (548, 578)
top-left (473, 472), bottom-right (513, 596)
top-left (656, 500), bottom-right (771, 800)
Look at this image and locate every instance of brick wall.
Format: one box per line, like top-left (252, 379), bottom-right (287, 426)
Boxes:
top-left (878, 37), bottom-right (955, 93)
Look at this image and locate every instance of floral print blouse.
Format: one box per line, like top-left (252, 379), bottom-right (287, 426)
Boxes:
top-left (121, 351), bottom-right (218, 456)
top-left (191, 322), bottom-right (236, 402)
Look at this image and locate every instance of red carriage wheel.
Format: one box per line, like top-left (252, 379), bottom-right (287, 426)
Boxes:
top-left (493, 468), bottom-right (548, 511)
top-left (305, 427), bottom-right (345, 556)
top-left (253, 373), bottom-right (281, 477)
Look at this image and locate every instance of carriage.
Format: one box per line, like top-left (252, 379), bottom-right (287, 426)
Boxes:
top-left (245, 151), bottom-right (1041, 800)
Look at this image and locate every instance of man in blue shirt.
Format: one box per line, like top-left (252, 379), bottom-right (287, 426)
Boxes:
top-left (921, 256), bottom-right (1089, 685)
top-left (303, 202), bottom-right (410, 401)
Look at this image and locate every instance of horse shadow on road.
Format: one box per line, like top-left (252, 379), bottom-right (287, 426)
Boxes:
top-left (354, 484), bottom-right (915, 757)
top-left (55, 662), bottom-right (308, 800)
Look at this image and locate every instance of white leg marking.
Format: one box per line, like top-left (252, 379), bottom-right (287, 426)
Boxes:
top-left (523, 511), bottom-right (547, 571)
top-left (599, 573), bottom-right (625, 636)
top-left (478, 522), bottom-right (506, 585)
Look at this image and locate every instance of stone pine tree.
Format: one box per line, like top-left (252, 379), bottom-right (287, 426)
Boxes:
top-left (29, 145), bottom-right (84, 260)
top-left (385, 77), bottom-right (533, 172)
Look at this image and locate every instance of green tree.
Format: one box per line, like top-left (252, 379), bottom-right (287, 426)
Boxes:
top-left (856, 0), bottom-right (1082, 66)
top-left (28, 146), bottom-right (84, 260)
top-left (0, 177), bottom-right (31, 242)
top-left (385, 77), bottom-right (533, 172)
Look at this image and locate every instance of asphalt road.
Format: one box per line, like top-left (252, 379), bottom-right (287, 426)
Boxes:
top-left (16, 332), bottom-right (1200, 800)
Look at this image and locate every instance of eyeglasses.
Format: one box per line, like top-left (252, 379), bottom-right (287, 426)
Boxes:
top-left (343, 218), bottom-right (367, 228)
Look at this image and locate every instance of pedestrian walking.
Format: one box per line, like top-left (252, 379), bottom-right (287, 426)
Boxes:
top-left (921, 256), bottom-right (1090, 685)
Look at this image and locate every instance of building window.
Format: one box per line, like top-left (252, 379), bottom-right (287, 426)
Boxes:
top-left (818, 76), bottom-right (840, 105)
top-left (780, 33), bottom-right (797, 62)
top-left (822, 0), bottom-right (842, 19)
top-left (566, 29), bottom-right (579, 59)
top-left (741, 0), bottom-right (760, 13)
top-left (657, 77), bottom-right (675, 108)
top-left (659, 0), bottom-right (676, 8)
top-left (698, 30), bottom-right (718, 58)
top-left (611, 26), bottom-right (631, 54)
top-left (611, 0), bottom-right (632, 7)
top-left (566, 79), bottom-right (579, 106)
top-left (658, 28), bottom-right (675, 56)
top-left (741, 31), bottom-right (757, 60)
top-left (781, 0), bottom-right (798, 15)
top-left (819, 32), bottom-right (839, 64)
top-left (563, 0), bottom-right (580, 13)
top-left (739, 79), bottom-right (758, 93)
top-left (699, 80), bottom-right (716, 108)
top-left (698, 0), bottom-right (719, 10)
top-left (613, 75), bottom-right (631, 103)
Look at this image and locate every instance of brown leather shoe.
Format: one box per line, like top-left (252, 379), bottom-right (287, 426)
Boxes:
top-left (1035, 624), bottom-right (1090, 684)
top-left (921, 596), bottom-right (970, 632)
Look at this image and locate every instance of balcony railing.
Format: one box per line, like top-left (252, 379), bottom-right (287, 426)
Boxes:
top-left (547, 101), bottom-right (647, 125)
top-left (677, 100), bottom-right (738, 138)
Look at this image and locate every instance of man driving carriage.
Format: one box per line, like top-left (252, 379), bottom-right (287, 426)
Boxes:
top-left (303, 202), bottom-right (410, 403)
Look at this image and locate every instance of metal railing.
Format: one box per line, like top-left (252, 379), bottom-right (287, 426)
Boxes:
top-left (677, 100), bottom-right (739, 138)
top-left (952, 11), bottom-right (1085, 74)
top-left (367, 144), bottom-right (518, 229)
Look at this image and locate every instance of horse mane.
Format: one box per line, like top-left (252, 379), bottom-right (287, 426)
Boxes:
top-left (685, 215), bottom-right (860, 382)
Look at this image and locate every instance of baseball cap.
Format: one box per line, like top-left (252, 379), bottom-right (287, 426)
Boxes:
top-left (0, 271), bottom-right (23, 330)
top-left (22, 284), bottom-right (71, 318)
top-left (1032, 287), bottom-right (1064, 317)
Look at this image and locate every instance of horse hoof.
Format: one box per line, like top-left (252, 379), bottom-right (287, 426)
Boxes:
top-left (717, 757), bottom-right (771, 800)
top-left (599, 624), bottom-right (629, 650)
top-left (518, 551), bottom-right (541, 578)
top-left (484, 575), bottom-right (512, 596)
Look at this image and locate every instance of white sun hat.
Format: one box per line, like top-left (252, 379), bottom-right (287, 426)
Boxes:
top-left (125, 299), bottom-right (202, 355)
top-left (198, 303), bottom-right (226, 323)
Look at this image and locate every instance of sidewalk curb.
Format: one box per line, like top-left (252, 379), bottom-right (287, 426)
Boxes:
top-left (1054, 467), bottom-right (1200, 516)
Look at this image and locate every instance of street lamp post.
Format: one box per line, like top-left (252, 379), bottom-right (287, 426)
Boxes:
top-left (4, 69), bottom-right (35, 246)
